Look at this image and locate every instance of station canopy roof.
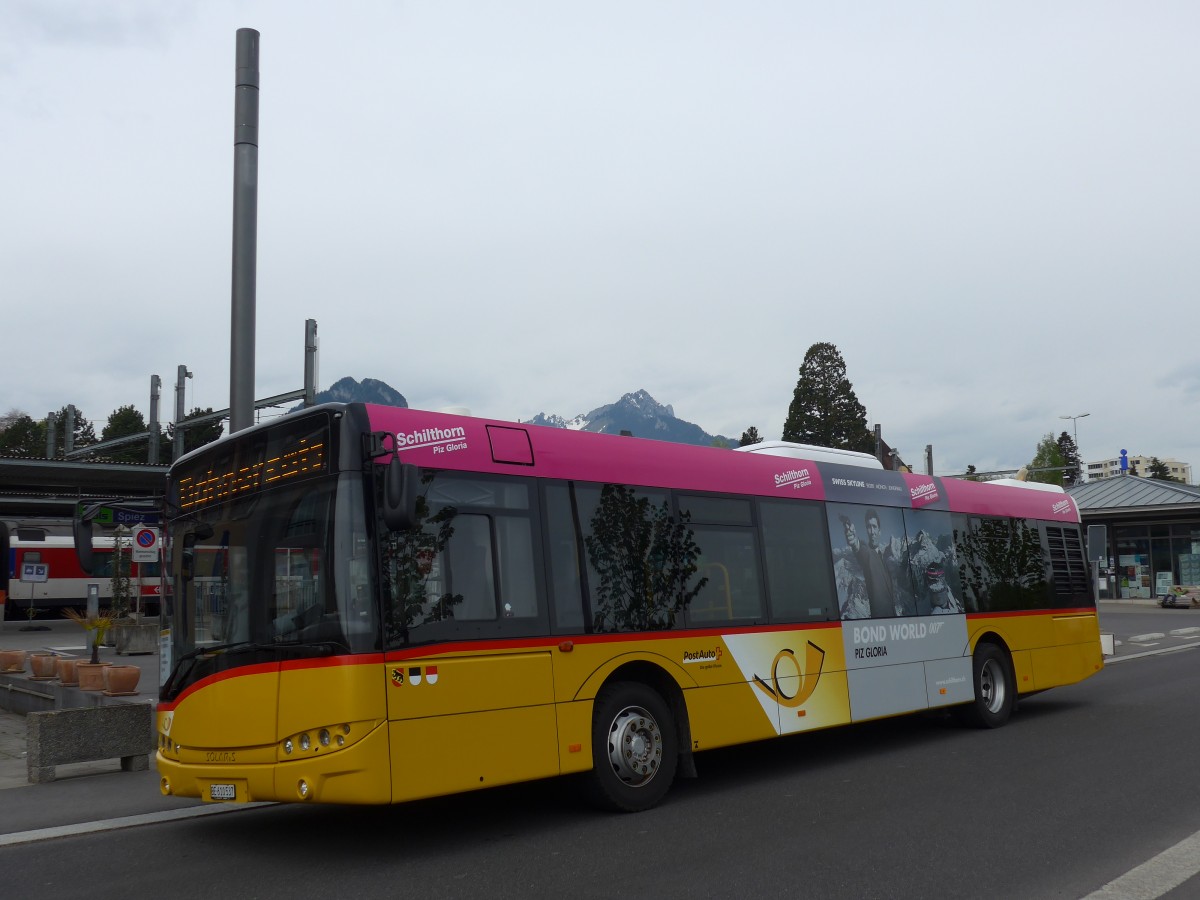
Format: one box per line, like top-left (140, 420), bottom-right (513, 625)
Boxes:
top-left (1069, 476), bottom-right (1200, 522)
top-left (0, 455), bottom-right (167, 520)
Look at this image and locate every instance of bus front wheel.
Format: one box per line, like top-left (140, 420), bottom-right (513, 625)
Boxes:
top-left (955, 642), bottom-right (1015, 729)
top-left (586, 681), bottom-right (678, 812)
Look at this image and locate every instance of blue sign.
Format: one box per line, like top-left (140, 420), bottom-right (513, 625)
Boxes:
top-left (1119, 449), bottom-right (1128, 473)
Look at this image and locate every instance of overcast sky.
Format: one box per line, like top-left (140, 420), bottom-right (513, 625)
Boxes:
top-left (3, 1), bottom-right (1197, 478)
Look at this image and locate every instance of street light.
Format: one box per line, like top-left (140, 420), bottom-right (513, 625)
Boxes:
top-left (1059, 413), bottom-right (1090, 483)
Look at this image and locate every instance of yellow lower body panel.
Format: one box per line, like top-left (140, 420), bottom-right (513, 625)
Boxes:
top-left (390, 704), bottom-right (560, 803)
top-left (158, 719), bottom-right (394, 805)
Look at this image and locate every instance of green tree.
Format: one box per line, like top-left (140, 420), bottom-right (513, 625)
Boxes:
top-left (711, 437), bottom-right (729, 449)
top-left (0, 411), bottom-right (46, 456)
top-left (1056, 431), bottom-right (1082, 486)
top-left (101, 405), bottom-right (149, 463)
top-left (1147, 457), bottom-right (1179, 481)
top-left (782, 342), bottom-right (874, 453)
top-left (739, 427), bottom-right (763, 447)
top-left (1027, 433), bottom-right (1067, 486)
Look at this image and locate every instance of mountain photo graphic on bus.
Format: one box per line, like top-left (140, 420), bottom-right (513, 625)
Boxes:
top-left (151, 403), bottom-right (1101, 812)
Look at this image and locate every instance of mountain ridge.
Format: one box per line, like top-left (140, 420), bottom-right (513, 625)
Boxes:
top-left (307, 379), bottom-right (733, 447)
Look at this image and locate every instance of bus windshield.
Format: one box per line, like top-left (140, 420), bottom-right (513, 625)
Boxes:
top-left (164, 471), bottom-right (376, 698)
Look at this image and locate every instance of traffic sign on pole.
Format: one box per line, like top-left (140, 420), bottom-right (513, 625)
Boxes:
top-left (133, 525), bottom-right (160, 563)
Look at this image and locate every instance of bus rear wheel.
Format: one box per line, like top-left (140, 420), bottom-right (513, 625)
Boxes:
top-left (586, 681), bottom-right (678, 812)
top-left (955, 642), bottom-right (1015, 729)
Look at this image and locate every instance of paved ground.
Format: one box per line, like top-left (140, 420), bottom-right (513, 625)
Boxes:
top-left (0, 599), bottom-right (1165, 840)
top-left (0, 618), bottom-right (161, 792)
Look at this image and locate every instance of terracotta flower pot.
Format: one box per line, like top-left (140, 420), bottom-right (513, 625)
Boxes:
top-left (0, 649), bottom-right (26, 673)
top-left (76, 662), bottom-right (110, 691)
top-left (56, 657), bottom-right (80, 686)
top-left (28, 652), bottom-right (59, 679)
top-left (104, 664), bottom-right (141, 696)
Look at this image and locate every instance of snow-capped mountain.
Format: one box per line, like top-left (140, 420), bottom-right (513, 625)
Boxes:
top-left (526, 389), bottom-right (732, 447)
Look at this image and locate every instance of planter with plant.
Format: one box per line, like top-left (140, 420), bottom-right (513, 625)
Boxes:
top-left (64, 608), bottom-right (114, 665)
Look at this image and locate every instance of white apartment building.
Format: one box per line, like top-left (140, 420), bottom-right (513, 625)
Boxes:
top-left (1086, 455), bottom-right (1192, 484)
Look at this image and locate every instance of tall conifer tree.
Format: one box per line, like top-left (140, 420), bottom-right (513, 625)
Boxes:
top-left (782, 343), bottom-right (874, 452)
top-left (1055, 431), bottom-right (1082, 486)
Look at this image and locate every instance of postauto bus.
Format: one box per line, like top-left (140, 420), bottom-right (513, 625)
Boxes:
top-left (153, 403), bottom-right (1102, 811)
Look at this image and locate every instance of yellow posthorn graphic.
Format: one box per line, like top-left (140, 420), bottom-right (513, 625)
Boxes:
top-left (753, 642), bottom-right (826, 709)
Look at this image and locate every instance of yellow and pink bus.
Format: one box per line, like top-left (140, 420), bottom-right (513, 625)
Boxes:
top-left (154, 403), bottom-right (1102, 811)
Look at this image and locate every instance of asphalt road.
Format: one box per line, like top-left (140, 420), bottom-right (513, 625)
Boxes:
top-left (2, 616), bottom-right (1199, 900)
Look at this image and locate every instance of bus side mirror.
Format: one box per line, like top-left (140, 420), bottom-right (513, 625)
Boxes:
top-left (73, 516), bottom-right (95, 575)
top-left (0, 526), bottom-right (9, 593)
top-left (181, 524), bottom-right (214, 582)
top-left (181, 533), bottom-right (196, 581)
top-left (383, 458), bottom-right (419, 531)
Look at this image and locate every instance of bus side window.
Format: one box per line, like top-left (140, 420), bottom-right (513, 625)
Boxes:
top-left (759, 499), bottom-right (837, 622)
top-left (446, 517), bottom-right (496, 621)
top-left (543, 483), bottom-right (585, 632)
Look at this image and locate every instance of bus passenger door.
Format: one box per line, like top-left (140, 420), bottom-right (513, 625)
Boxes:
top-left (386, 651), bottom-right (558, 803)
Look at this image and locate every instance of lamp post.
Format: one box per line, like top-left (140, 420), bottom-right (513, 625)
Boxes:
top-left (1059, 413), bottom-right (1089, 483)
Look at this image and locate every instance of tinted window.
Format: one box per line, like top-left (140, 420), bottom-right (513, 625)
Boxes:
top-left (686, 524), bottom-right (764, 625)
top-left (759, 500), bottom-right (836, 622)
top-left (576, 483), bottom-right (700, 633)
top-left (543, 483), bottom-right (585, 632)
top-left (381, 471), bottom-right (544, 647)
top-left (954, 515), bottom-right (1049, 612)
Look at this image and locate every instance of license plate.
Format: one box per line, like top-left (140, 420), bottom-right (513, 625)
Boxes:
top-left (209, 783), bottom-right (237, 801)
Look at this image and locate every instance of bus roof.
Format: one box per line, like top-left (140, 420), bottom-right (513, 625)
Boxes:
top-left (733, 440), bottom-right (883, 468)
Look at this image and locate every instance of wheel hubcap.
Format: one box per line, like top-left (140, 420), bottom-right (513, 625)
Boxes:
top-left (980, 659), bottom-right (1005, 713)
top-left (606, 705), bottom-right (663, 788)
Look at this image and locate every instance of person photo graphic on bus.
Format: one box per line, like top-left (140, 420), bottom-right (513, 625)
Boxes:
top-left (834, 514), bottom-right (871, 619)
top-left (857, 508), bottom-right (899, 618)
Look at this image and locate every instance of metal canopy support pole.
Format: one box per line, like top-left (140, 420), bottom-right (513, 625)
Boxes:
top-left (304, 318), bottom-right (318, 407)
top-left (230, 27), bottom-right (260, 434)
top-left (174, 365), bottom-right (192, 461)
top-left (64, 405), bottom-right (76, 457)
top-left (45, 413), bottom-right (56, 458)
top-left (148, 375), bottom-right (162, 465)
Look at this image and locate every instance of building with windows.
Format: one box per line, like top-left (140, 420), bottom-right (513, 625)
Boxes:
top-left (1069, 476), bottom-right (1200, 600)
top-left (1085, 455), bottom-right (1191, 484)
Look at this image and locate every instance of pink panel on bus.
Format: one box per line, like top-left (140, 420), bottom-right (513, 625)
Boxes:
top-left (901, 473), bottom-right (943, 509)
top-left (939, 477), bottom-right (1079, 522)
top-left (366, 405), bottom-right (826, 501)
top-left (487, 425), bottom-right (534, 465)
top-left (365, 404), bottom-right (1078, 522)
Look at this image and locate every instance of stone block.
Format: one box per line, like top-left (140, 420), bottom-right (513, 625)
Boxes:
top-left (26, 703), bottom-right (155, 784)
